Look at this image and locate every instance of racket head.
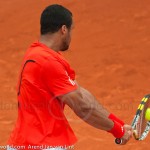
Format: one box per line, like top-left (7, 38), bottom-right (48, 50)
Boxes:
top-left (115, 94), bottom-right (150, 144)
top-left (132, 94), bottom-right (150, 140)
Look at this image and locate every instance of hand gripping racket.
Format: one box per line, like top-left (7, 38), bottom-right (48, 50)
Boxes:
top-left (115, 94), bottom-right (150, 144)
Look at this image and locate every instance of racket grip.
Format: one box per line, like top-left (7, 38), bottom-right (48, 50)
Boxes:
top-left (115, 138), bottom-right (122, 144)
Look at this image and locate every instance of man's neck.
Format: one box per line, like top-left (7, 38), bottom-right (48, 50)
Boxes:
top-left (39, 34), bottom-right (61, 52)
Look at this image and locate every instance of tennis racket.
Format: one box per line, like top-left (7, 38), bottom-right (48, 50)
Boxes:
top-left (115, 94), bottom-right (150, 144)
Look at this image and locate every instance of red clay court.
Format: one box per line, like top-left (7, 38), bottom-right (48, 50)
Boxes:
top-left (0, 0), bottom-right (150, 149)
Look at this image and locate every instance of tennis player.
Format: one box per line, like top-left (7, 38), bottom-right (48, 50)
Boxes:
top-left (8, 4), bottom-right (132, 150)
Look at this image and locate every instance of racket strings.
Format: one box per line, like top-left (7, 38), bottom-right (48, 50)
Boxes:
top-left (139, 96), bottom-right (150, 140)
top-left (138, 109), bottom-right (145, 138)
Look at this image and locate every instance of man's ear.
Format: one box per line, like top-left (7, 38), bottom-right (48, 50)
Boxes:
top-left (61, 25), bottom-right (67, 34)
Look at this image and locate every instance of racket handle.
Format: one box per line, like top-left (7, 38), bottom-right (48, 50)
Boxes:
top-left (115, 138), bottom-right (122, 144)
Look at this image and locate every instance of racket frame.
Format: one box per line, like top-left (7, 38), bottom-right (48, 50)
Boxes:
top-left (115, 94), bottom-right (150, 144)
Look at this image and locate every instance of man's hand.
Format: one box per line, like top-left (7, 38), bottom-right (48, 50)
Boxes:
top-left (120, 124), bottom-right (133, 145)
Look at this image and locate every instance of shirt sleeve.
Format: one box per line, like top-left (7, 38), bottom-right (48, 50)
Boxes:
top-left (42, 60), bottom-right (78, 97)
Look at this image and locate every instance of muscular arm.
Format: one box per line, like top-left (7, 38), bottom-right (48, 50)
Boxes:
top-left (58, 82), bottom-right (132, 144)
top-left (58, 85), bottom-right (114, 131)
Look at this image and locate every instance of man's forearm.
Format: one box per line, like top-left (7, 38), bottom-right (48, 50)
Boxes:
top-left (58, 86), bottom-right (125, 138)
top-left (74, 87), bottom-right (114, 131)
